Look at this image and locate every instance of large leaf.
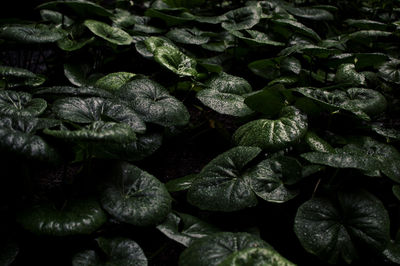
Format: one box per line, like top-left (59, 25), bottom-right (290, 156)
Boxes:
top-left (57, 36), bottom-right (94, 51)
top-left (145, 8), bottom-right (194, 26)
top-left (166, 28), bottom-right (210, 45)
top-left (301, 137), bottom-right (400, 183)
top-left (100, 163), bottom-right (172, 226)
top-left (40, 9), bottom-right (74, 27)
top-left (37, 0), bottom-right (113, 18)
top-left (221, 6), bottom-right (261, 31)
top-left (156, 212), bottom-right (220, 247)
top-left (84, 20), bottom-right (133, 45)
top-left (233, 106), bottom-right (308, 151)
top-left (72, 237), bottom-right (147, 266)
top-left (244, 87), bottom-right (286, 116)
top-left (52, 97), bottom-right (146, 133)
top-left (64, 63), bottom-right (91, 87)
top-left (0, 116), bottom-right (60, 161)
top-left (0, 90), bottom-right (47, 117)
top-left (284, 5), bottom-right (333, 21)
top-left (187, 146), bottom-right (261, 212)
top-left (17, 199), bottom-right (107, 236)
top-left (294, 190), bottom-right (390, 264)
top-left (335, 63), bottom-right (366, 86)
top-left (378, 59), bottom-right (400, 84)
top-left (0, 24), bottom-right (66, 43)
top-left (219, 247), bottom-right (295, 266)
top-left (178, 232), bottom-right (272, 266)
top-left (272, 19), bottom-right (321, 41)
top-left (0, 66), bottom-right (46, 88)
top-left (117, 79), bottom-right (190, 127)
top-left (95, 72), bottom-right (136, 92)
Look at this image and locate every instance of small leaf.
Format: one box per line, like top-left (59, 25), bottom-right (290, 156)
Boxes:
top-left (378, 59), bottom-right (400, 84)
top-left (0, 65), bottom-right (46, 88)
top-left (335, 63), bottom-right (366, 86)
top-left (0, 90), bottom-right (47, 117)
top-left (221, 6), bottom-right (261, 31)
top-left (165, 174), bottom-right (197, 192)
top-left (166, 28), bottom-right (210, 45)
top-left (84, 19), bottom-right (132, 45)
top-left (0, 24), bottom-right (66, 43)
top-left (95, 72), bottom-right (136, 92)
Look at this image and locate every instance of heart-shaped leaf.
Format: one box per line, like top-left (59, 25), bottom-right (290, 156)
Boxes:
top-left (100, 163), bottom-right (172, 226)
top-left (0, 66), bottom-right (46, 88)
top-left (84, 20), bottom-right (133, 45)
top-left (187, 146), bottom-right (261, 212)
top-left (157, 212), bottom-right (220, 247)
top-left (153, 45), bottom-right (198, 77)
top-left (294, 190), bottom-right (390, 264)
top-left (166, 28), bottom-right (210, 45)
top-left (145, 8), bottom-right (194, 26)
top-left (233, 106), bottom-right (308, 151)
top-left (95, 72), bottom-right (136, 92)
top-left (0, 24), bottom-right (66, 43)
top-left (17, 199), bottom-right (107, 236)
top-left (272, 19), bottom-right (321, 41)
top-left (221, 6), bottom-right (261, 31)
top-left (117, 79), bottom-right (190, 127)
top-left (0, 90), bottom-right (47, 117)
top-left (219, 247), bottom-right (295, 266)
top-left (72, 237), bottom-right (147, 266)
top-left (178, 232), bottom-right (272, 266)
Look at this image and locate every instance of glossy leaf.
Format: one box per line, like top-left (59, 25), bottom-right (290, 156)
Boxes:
top-left (230, 30), bottom-right (285, 46)
top-left (57, 36), bottom-right (94, 51)
top-left (378, 59), bottom-right (400, 84)
top-left (294, 190), bottom-right (390, 264)
top-left (165, 174), bottom-right (197, 192)
top-left (244, 87), bottom-right (285, 116)
top-left (95, 72), bottom-right (136, 92)
top-left (84, 20), bottom-right (132, 45)
top-left (0, 65), bottom-right (46, 88)
top-left (17, 199), bottom-right (107, 236)
top-left (345, 19), bottom-right (388, 31)
top-left (272, 19), bottom-right (321, 41)
top-left (0, 24), bottom-right (66, 43)
top-left (0, 90), bottom-right (47, 117)
top-left (382, 240), bottom-right (400, 265)
top-left (40, 9), bottom-right (74, 27)
top-left (64, 64), bottom-right (90, 87)
top-left (371, 123), bottom-right (400, 140)
top-left (304, 131), bottom-right (335, 153)
top-left (37, 0), bottom-right (113, 18)
top-left (221, 6), bottom-right (261, 31)
top-left (100, 163), bottom-right (172, 226)
top-left (335, 63), bottom-right (366, 86)
top-left (117, 79), bottom-right (190, 127)
top-left (166, 28), bottom-right (210, 45)
top-left (220, 247), bottom-right (295, 266)
top-left (33, 86), bottom-right (113, 99)
top-left (163, 0), bottom-right (204, 8)
top-left (145, 9), bottom-right (194, 26)
top-left (233, 106), bottom-right (308, 151)
top-left (153, 45), bottom-right (198, 77)
top-left (157, 212), bottom-right (220, 247)
top-left (284, 6), bottom-right (333, 21)
top-left (178, 232), bottom-right (272, 266)
top-left (52, 97), bottom-right (146, 133)
top-left (248, 57), bottom-right (301, 80)
top-left (187, 146), bottom-right (261, 212)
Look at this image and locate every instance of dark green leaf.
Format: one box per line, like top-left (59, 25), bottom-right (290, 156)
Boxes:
top-left (145, 9), bottom-right (194, 26)
top-left (248, 57), bottom-right (300, 80)
top-left (244, 88), bottom-right (285, 116)
top-left (0, 24), bottom-right (66, 43)
top-left (84, 20), bottom-right (132, 45)
top-left (33, 86), bottom-right (113, 99)
top-left (0, 238), bottom-right (18, 266)
top-left (37, 0), bottom-right (113, 18)
top-left (335, 63), bottom-right (366, 86)
top-left (163, 0), bottom-right (205, 8)
top-left (378, 59), bottom-right (400, 84)
top-left (57, 36), bottom-right (94, 51)
top-left (0, 90), bottom-right (47, 117)
top-left (231, 30), bottom-right (285, 46)
top-left (221, 6), bottom-right (261, 31)
top-left (0, 65), bottom-right (46, 88)
top-left (219, 247), bottom-right (295, 266)
top-left (284, 6), bottom-right (333, 21)
top-left (272, 19), bottom-right (321, 41)
top-left (304, 131), bottom-right (335, 153)
top-left (371, 123), bottom-right (400, 140)
top-left (95, 72), bottom-right (136, 92)
top-left (166, 28), bottom-right (210, 45)
top-left (165, 174), bottom-right (197, 192)
top-left (345, 19), bottom-right (388, 31)
top-left (153, 46), bottom-right (198, 77)
top-left (40, 9), bottom-right (74, 27)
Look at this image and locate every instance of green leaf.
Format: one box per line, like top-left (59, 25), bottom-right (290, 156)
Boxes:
top-left (100, 163), bottom-right (172, 226)
top-left (157, 212), bottom-right (220, 247)
top-left (178, 232), bottom-right (272, 266)
top-left (17, 199), bottom-right (107, 236)
top-left (248, 57), bottom-right (301, 80)
top-left (382, 240), bottom-right (400, 265)
top-left (118, 79), bottom-right (190, 127)
top-left (0, 24), bottom-right (66, 43)
top-left (64, 63), bottom-right (90, 87)
top-left (84, 20), bottom-right (132, 45)
top-left (166, 28), bottom-right (210, 45)
top-left (52, 97), bottom-right (146, 133)
top-left (221, 6), bottom-right (261, 31)
top-left (272, 19), bottom-right (321, 41)
top-left (294, 190), bottom-right (390, 264)
top-left (153, 46), bottom-right (198, 77)
top-left (230, 30), bottom-right (285, 46)
top-left (345, 19), bottom-right (388, 31)
top-left (44, 121), bottom-right (137, 143)
top-left (0, 90), bottom-right (47, 117)
top-left (73, 237), bottom-right (147, 266)
top-left (371, 123), bottom-right (400, 140)
top-left (378, 59), bottom-right (400, 84)
top-left (304, 131), bottom-right (335, 153)
top-left (244, 87), bottom-right (285, 116)
top-left (37, 0), bottom-right (113, 18)
top-left (0, 65), bottom-right (46, 88)
top-left (301, 137), bottom-right (400, 183)
top-left (33, 86), bottom-right (113, 99)
top-left (145, 9), bottom-right (194, 26)
top-left (165, 174), bottom-right (197, 192)
top-left (40, 9), bottom-right (74, 27)
top-left (57, 36), bottom-right (94, 51)
top-left (246, 158), bottom-right (299, 203)
top-left (233, 106), bottom-right (308, 151)
top-left (345, 30), bottom-right (391, 42)
top-left (219, 247), bottom-right (295, 266)
top-left (144, 36), bottom-right (177, 54)
top-left (393, 185), bottom-right (400, 201)
top-left (187, 146), bottom-right (261, 212)
top-left (163, 0), bottom-right (205, 8)
top-left (279, 44), bottom-right (341, 58)
top-left (95, 72), bottom-right (136, 92)
top-left (284, 6), bottom-right (333, 21)
top-left (0, 237), bottom-right (18, 266)
top-left (335, 63), bottom-right (366, 86)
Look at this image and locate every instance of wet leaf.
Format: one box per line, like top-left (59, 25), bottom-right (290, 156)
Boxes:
top-left (57, 36), bottom-right (94, 51)
top-left (244, 88), bottom-right (285, 116)
top-left (0, 24), bottom-right (66, 43)
top-left (33, 86), bottom-right (113, 99)
top-left (84, 19), bottom-right (133, 45)
top-left (345, 19), bottom-right (388, 31)
top-left (378, 59), bottom-right (400, 84)
top-left (221, 6), bottom-right (261, 31)
top-left (371, 123), bottom-right (400, 140)
top-left (248, 57), bottom-right (301, 80)
top-left (100, 163), bottom-right (172, 226)
top-left (0, 90), bottom-right (47, 117)
top-left (17, 199), bottom-right (107, 236)
top-left (0, 65), bottom-right (46, 88)
top-left (294, 190), bottom-right (390, 264)
top-left (166, 28), bottom-right (210, 45)
top-left (165, 174), bottom-right (197, 192)
top-left (272, 19), bottom-right (321, 41)
top-left (37, 0), bottom-right (113, 18)
top-left (335, 63), bottom-right (366, 86)
top-left (64, 63), bottom-right (91, 87)
top-left (230, 30), bottom-right (285, 46)
top-left (304, 131), bottom-right (335, 153)
top-left (153, 46), bottom-right (198, 77)
top-left (95, 72), bottom-right (136, 92)
top-left (284, 6), bottom-right (333, 21)
top-left (219, 247), bottom-right (295, 266)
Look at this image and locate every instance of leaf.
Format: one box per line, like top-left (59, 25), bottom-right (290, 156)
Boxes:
top-left (57, 36), bottom-right (94, 51)
top-left (304, 131), bottom-right (335, 153)
top-left (145, 9), bottom-right (194, 26)
top-left (301, 137), bottom-right (400, 183)
top-left (371, 123), bottom-right (400, 140)
top-left (345, 30), bottom-right (391, 41)
top-left (0, 116), bottom-right (60, 161)
top-left (219, 247), bottom-right (295, 266)
top-left (233, 106), bottom-right (308, 151)
top-left (95, 72), bottom-right (136, 92)
top-left (221, 6), bottom-right (261, 31)
top-left (335, 63), bottom-right (366, 86)
top-left (345, 19), bottom-right (388, 31)
top-left (272, 19), bottom-right (321, 41)
top-left (244, 87), bottom-right (285, 116)
top-left (100, 163), bottom-right (172, 226)
top-left (246, 158), bottom-right (299, 203)
top-left (157, 212), bottom-right (220, 247)
top-left (279, 44), bottom-right (340, 58)
top-left (178, 232), bottom-right (272, 266)
top-left (17, 199), bottom-right (107, 236)
top-left (117, 79), bottom-right (190, 127)
top-left (0, 238), bottom-right (18, 266)
top-left (166, 28), bottom-right (210, 45)
top-left (187, 146), bottom-right (261, 212)
top-left (153, 46), bottom-right (198, 77)
top-left (378, 59), bottom-right (400, 84)
top-left (393, 185), bottom-right (400, 201)
top-left (33, 86), bottom-right (113, 99)
top-left (0, 24), bottom-right (66, 43)
top-left (40, 9), bottom-right (74, 27)
top-left (64, 64), bottom-right (90, 87)
top-left (0, 65), bottom-right (46, 88)
top-left (294, 190), bottom-right (390, 264)
top-left (73, 237), bottom-right (147, 266)
top-left (37, 0), bottom-right (113, 18)
top-left (230, 30), bottom-right (285, 46)
top-left (84, 20), bottom-right (132, 45)
top-left (248, 57), bottom-right (301, 80)
top-left (44, 121), bottom-right (137, 143)
top-left (165, 174), bottom-right (197, 192)
top-left (52, 97), bottom-right (146, 133)
top-left (163, 0), bottom-right (205, 8)
top-left (0, 90), bottom-right (47, 117)
top-left (284, 6), bottom-right (333, 21)
top-left (382, 240), bottom-right (400, 265)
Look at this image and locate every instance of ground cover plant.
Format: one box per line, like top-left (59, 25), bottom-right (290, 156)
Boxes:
top-left (0, 0), bottom-right (400, 265)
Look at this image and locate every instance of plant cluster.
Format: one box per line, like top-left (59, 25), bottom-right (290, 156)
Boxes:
top-left (1, 0), bottom-right (400, 265)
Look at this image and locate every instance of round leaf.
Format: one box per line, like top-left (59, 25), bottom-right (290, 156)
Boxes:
top-left (0, 66), bottom-right (46, 88)
top-left (221, 6), bottom-right (261, 31)
top-left (84, 20), bottom-right (133, 45)
top-left (0, 90), bottom-right (47, 117)
top-left (153, 45), bottom-right (198, 77)
top-left (100, 163), bottom-right (172, 226)
top-left (219, 247), bottom-right (295, 266)
top-left (95, 72), bottom-right (136, 92)
top-left (0, 24), bottom-right (66, 43)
